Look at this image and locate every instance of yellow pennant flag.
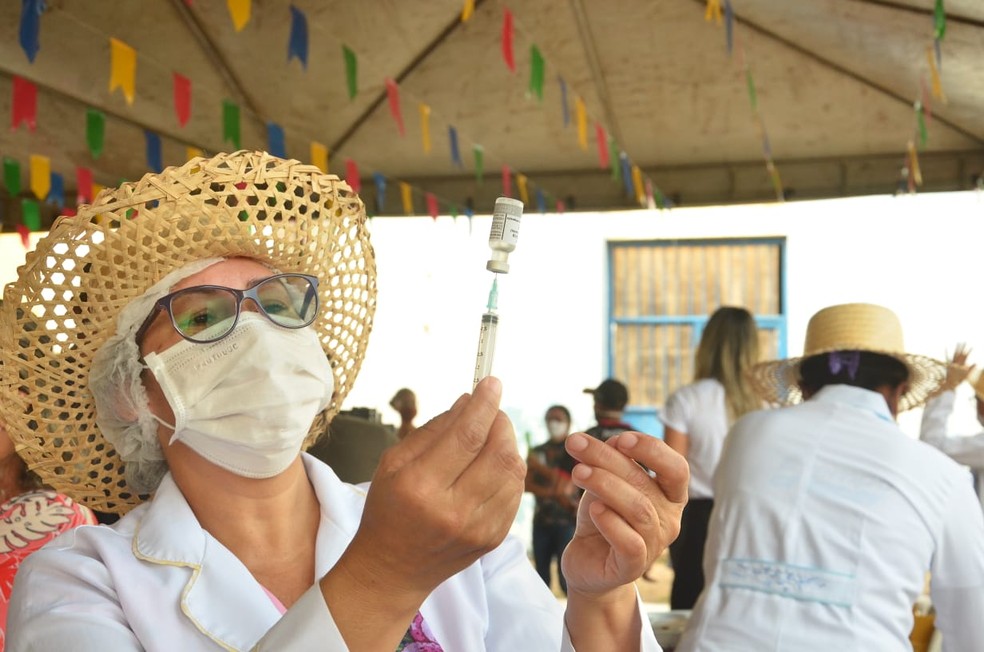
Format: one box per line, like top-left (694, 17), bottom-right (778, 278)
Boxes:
top-left (461, 0), bottom-right (475, 22)
top-left (311, 142), bottom-right (329, 173)
top-left (29, 155), bottom-right (50, 200)
top-left (926, 46), bottom-right (947, 104)
top-left (516, 174), bottom-right (529, 205)
top-left (227, 0), bottom-right (251, 32)
top-left (908, 140), bottom-right (923, 186)
top-left (400, 182), bottom-right (414, 215)
top-left (419, 104), bottom-right (432, 154)
top-left (631, 165), bottom-right (645, 206)
top-left (705, 0), bottom-right (723, 24)
top-left (109, 38), bottom-right (137, 105)
top-left (92, 183), bottom-right (107, 224)
top-left (575, 97), bottom-right (588, 150)
top-left (185, 147), bottom-right (204, 162)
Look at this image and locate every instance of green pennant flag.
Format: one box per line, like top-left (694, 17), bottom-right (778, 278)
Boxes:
top-left (4, 158), bottom-right (21, 196)
top-left (609, 136), bottom-right (620, 181)
top-left (343, 45), bottom-right (358, 99)
top-left (473, 145), bottom-right (484, 184)
top-left (917, 104), bottom-right (928, 149)
top-left (223, 100), bottom-right (241, 150)
top-left (745, 69), bottom-right (758, 112)
top-left (529, 45), bottom-right (545, 101)
top-left (21, 198), bottom-right (41, 231)
top-left (86, 108), bottom-right (105, 159)
top-left (934, 0), bottom-right (946, 40)
top-left (450, 204), bottom-right (459, 219)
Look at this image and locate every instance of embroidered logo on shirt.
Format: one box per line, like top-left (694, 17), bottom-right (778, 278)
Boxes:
top-left (719, 558), bottom-right (856, 607)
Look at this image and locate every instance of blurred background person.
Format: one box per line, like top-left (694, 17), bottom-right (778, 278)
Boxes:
top-left (525, 405), bottom-right (578, 595)
top-left (661, 306), bottom-right (761, 609)
top-left (584, 379), bottom-right (634, 442)
top-left (390, 388), bottom-right (417, 441)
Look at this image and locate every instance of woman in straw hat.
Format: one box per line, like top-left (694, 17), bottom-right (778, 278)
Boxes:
top-left (0, 151), bottom-right (687, 651)
top-left (676, 303), bottom-right (984, 651)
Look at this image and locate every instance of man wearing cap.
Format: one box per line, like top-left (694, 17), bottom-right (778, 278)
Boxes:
top-left (676, 303), bottom-right (984, 651)
top-left (584, 379), bottom-right (635, 443)
top-left (920, 344), bottom-right (984, 509)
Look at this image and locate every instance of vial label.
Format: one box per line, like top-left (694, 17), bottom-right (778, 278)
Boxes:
top-left (489, 213), bottom-right (520, 247)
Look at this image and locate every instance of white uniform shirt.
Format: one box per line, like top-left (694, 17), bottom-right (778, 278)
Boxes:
top-left (7, 454), bottom-right (660, 651)
top-left (676, 385), bottom-right (984, 652)
top-left (920, 389), bottom-right (984, 506)
top-left (661, 379), bottom-right (729, 499)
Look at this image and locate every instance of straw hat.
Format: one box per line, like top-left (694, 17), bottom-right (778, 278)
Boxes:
top-left (0, 151), bottom-right (376, 513)
top-left (748, 303), bottom-right (945, 411)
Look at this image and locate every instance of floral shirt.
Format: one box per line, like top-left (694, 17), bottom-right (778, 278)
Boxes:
top-left (0, 490), bottom-right (95, 650)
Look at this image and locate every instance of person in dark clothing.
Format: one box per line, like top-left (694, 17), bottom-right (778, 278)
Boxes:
top-left (583, 379), bottom-right (635, 442)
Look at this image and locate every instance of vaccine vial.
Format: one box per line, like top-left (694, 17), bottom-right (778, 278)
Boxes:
top-left (486, 197), bottom-right (523, 274)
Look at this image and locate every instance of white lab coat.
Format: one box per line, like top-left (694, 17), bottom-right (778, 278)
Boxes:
top-left (677, 385), bottom-right (984, 652)
top-left (7, 454), bottom-right (660, 651)
top-left (920, 389), bottom-right (984, 507)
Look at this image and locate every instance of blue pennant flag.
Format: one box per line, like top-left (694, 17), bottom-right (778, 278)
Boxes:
top-left (373, 172), bottom-right (387, 212)
top-left (145, 131), bottom-right (163, 173)
top-left (19, 0), bottom-right (44, 63)
top-left (448, 126), bottom-right (462, 167)
top-left (559, 76), bottom-right (570, 127)
top-left (48, 171), bottom-right (64, 207)
top-left (535, 188), bottom-right (546, 214)
top-left (288, 5), bottom-right (309, 68)
top-left (620, 152), bottom-right (634, 198)
top-left (267, 122), bottom-right (286, 158)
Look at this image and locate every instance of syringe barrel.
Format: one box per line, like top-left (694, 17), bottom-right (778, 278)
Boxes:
top-left (472, 312), bottom-right (499, 390)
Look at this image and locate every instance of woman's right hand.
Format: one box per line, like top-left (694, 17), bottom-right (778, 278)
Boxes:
top-left (320, 377), bottom-right (526, 647)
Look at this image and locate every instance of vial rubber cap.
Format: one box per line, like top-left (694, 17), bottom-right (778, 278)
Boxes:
top-left (486, 260), bottom-right (510, 273)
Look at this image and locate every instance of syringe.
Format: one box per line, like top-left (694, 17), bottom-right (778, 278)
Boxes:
top-left (472, 276), bottom-right (499, 390)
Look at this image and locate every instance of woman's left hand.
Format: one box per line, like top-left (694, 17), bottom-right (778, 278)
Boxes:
top-left (561, 431), bottom-right (689, 596)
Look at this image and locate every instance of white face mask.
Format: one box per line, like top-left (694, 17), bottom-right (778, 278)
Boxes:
top-left (547, 419), bottom-right (569, 439)
top-left (143, 312), bottom-right (334, 478)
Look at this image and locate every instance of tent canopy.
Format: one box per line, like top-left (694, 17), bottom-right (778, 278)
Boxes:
top-left (1, 0), bottom-right (982, 225)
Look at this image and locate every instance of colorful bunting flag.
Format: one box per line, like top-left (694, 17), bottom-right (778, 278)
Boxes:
top-left (529, 45), bottom-right (545, 101)
top-left (49, 172), bottom-right (64, 207)
top-left (4, 158), bottom-right (22, 196)
top-left (745, 68), bottom-right (757, 111)
top-left (516, 173), bottom-right (529, 205)
top-left (76, 167), bottom-right (93, 204)
top-left (373, 173), bottom-right (386, 212)
top-left (915, 101), bottom-right (928, 149)
top-left (385, 79), bottom-right (405, 136)
top-left (426, 192), bottom-right (439, 220)
top-left (19, 0), bottom-right (44, 63)
top-left (222, 100), bottom-right (241, 149)
top-left (501, 9), bottom-right (515, 72)
top-left (473, 145), bottom-right (484, 184)
top-left (185, 147), bottom-right (204, 162)
top-left (907, 141), bottom-right (922, 187)
top-left (16, 224), bottom-right (30, 249)
top-left (29, 155), bottom-right (50, 200)
top-left (725, 0), bottom-right (734, 55)
top-left (555, 199), bottom-right (565, 214)
top-left (344, 159), bottom-right (361, 194)
top-left (631, 165), bottom-right (644, 206)
top-left (609, 135), bottom-right (620, 181)
top-left (266, 122), bottom-right (286, 158)
top-left (575, 97), bottom-right (588, 150)
top-left (619, 153), bottom-right (632, 197)
top-left (535, 188), bottom-right (546, 214)
top-left (109, 38), bottom-right (137, 105)
top-left (173, 73), bottom-right (191, 127)
top-left (558, 76), bottom-right (570, 127)
top-left (288, 5), bottom-right (308, 68)
top-left (933, 0), bottom-right (946, 41)
top-left (227, 0), bottom-right (251, 31)
top-left (595, 123), bottom-right (609, 168)
top-left (419, 104), bottom-right (432, 153)
top-left (11, 76), bottom-right (37, 131)
top-left (461, 0), bottom-right (475, 22)
top-left (86, 108), bottom-right (105, 158)
top-left (705, 0), bottom-right (723, 24)
top-left (501, 165), bottom-right (512, 197)
top-left (448, 126), bottom-right (462, 167)
top-left (343, 45), bottom-right (358, 99)
top-left (920, 78), bottom-right (933, 125)
top-left (400, 182), bottom-right (413, 215)
top-left (144, 131), bottom-right (163, 173)
top-left (311, 141), bottom-right (328, 172)
top-left (926, 46), bottom-right (946, 102)
top-left (21, 198), bottom-right (41, 231)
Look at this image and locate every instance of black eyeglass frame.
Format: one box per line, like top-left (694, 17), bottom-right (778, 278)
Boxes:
top-left (134, 273), bottom-right (321, 345)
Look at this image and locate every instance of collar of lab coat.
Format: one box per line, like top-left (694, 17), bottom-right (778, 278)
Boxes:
top-left (131, 452), bottom-right (367, 651)
top-left (810, 384), bottom-right (894, 422)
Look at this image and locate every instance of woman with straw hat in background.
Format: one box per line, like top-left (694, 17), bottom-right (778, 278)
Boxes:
top-left (0, 151), bottom-right (687, 651)
top-left (676, 303), bottom-right (984, 651)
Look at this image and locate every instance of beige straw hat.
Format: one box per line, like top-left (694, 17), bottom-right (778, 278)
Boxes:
top-left (748, 303), bottom-right (945, 411)
top-left (0, 151), bottom-right (376, 513)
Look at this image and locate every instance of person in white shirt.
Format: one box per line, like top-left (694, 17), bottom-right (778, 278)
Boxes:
top-left (920, 343), bottom-right (984, 508)
top-left (661, 306), bottom-right (762, 609)
top-left (677, 303), bottom-right (984, 652)
top-left (0, 151), bottom-right (689, 652)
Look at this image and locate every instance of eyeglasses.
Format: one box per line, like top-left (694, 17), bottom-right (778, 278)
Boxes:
top-left (136, 273), bottom-right (320, 344)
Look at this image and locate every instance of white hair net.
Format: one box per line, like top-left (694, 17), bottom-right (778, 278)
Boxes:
top-left (90, 258), bottom-right (223, 493)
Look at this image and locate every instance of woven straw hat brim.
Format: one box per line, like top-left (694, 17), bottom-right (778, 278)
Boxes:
top-left (749, 349), bottom-right (946, 412)
top-left (0, 151), bottom-right (376, 514)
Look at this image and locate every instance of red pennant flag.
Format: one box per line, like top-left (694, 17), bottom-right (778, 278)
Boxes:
top-left (11, 76), bottom-right (38, 131)
top-left (556, 199), bottom-right (565, 214)
top-left (385, 78), bottom-right (405, 136)
top-left (426, 192), bottom-right (439, 219)
top-left (76, 167), bottom-right (93, 204)
top-left (16, 224), bottom-right (30, 249)
top-left (501, 9), bottom-right (515, 72)
top-left (595, 123), bottom-right (609, 168)
top-left (173, 73), bottom-right (191, 127)
top-left (501, 165), bottom-right (512, 197)
top-left (345, 159), bottom-right (361, 194)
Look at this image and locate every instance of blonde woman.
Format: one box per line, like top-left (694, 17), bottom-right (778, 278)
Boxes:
top-left (661, 306), bottom-right (761, 609)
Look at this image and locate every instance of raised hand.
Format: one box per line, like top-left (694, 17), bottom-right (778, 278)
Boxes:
top-left (941, 342), bottom-right (974, 392)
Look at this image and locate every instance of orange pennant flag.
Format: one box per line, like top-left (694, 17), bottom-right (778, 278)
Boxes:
top-left (908, 140), bottom-right (923, 187)
top-left (575, 97), bottom-right (588, 150)
top-left (631, 165), bottom-right (645, 206)
top-left (461, 0), bottom-right (475, 22)
top-left (311, 141), bottom-right (329, 173)
top-left (227, 0), bottom-right (251, 31)
top-left (109, 38), bottom-right (137, 105)
top-left (91, 183), bottom-right (107, 224)
top-left (400, 182), bottom-right (414, 215)
top-left (516, 174), bottom-right (529, 205)
top-left (705, 0), bottom-right (723, 25)
top-left (185, 147), bottom-right (204, 162)
top-left (419, 104), bottom-right (432, 154)
top-left (926, 46), bottom-right (947, 104)
top-left (29, 155), bottom-right (50, 200)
